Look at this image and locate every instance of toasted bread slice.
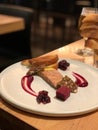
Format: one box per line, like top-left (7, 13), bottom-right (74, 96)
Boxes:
top-left (27, 62), bottom-right (58, 75)
top-left (21, 54), bottom-right (58, 67)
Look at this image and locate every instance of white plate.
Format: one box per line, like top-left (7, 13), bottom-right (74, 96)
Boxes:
top-left (0, 59), bottom-right (98, 117)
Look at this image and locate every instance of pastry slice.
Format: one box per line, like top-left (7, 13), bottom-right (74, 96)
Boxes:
top-left (39, 70), bottom-right (78, 93)
top-left (38, 69), bottom-right (63, 89)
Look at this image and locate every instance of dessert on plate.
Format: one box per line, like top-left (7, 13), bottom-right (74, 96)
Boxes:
top-left (21, 54), bottom-right (78, 101)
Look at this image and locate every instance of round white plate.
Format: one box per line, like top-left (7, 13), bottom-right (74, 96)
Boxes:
top-left (0, 59), bottom-right (98, 117)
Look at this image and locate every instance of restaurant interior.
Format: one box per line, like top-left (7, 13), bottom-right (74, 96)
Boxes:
top-left (0, 1), bottom-right (98, 130)
top-left (0, 0), bottom-right (95, 72)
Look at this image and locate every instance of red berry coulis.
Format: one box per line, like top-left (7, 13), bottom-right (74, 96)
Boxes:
top-left (21, 75), bottom-right (51, 104)
top-left (72, 72), bottom-right (88, 87)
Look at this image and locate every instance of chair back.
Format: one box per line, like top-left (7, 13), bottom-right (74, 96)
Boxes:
top-left (0, 4), bottom-right (34, 28)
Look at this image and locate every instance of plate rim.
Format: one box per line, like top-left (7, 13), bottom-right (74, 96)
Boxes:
top-left (0, 59), bottom-right (98, 117)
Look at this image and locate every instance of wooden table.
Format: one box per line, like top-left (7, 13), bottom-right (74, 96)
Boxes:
top-left (0, 14), bottom-right (25, 35)
top-left (0, 39), bottom-right (97, 130)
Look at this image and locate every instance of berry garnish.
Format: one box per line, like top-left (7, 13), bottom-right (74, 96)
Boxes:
top-left (58, 60), bottom-right (70, 70)
top-left (36, 90), bottom-right (51, 104)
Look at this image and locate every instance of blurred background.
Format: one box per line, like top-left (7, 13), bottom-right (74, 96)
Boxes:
top-left (0, 0), bottom-right (95, 71)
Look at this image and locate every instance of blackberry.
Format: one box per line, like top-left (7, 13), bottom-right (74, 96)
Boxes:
top-left (58, 60), bottom-right (70, 70)
top-left (36, 90), bottom-right (51, 104)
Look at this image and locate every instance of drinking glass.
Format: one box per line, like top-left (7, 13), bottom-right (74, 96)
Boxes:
top-left (76, 7), bottom-right (97, 56)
